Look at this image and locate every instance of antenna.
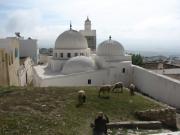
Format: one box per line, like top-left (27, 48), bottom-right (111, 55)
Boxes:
top-left (15, 32), bottom-right (21, 38)
top-left (70, 21), bottom-right (72, 30)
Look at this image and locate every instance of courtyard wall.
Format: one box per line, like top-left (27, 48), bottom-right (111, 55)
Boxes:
top-left (132, 65), bottom-right (180, 108)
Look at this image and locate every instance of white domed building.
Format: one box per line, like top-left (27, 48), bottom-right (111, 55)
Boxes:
top-left (96, 36), bottom-right (131, 67)
top-left (33, 19), bottom-right (180, 109)
top-left (33, 24), bottom-right (132, 87)
top-left (49, 28), bottom-right (91, 72)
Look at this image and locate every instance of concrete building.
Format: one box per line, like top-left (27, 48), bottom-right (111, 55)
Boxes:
top-left (0, 36), bottom-right (35, 86)
top-left (19, 37), bottom-right (38, 64)
top-left (0, 37), bottom-right (20, 86)
top-left (79, 17), bottom-right (96, 51)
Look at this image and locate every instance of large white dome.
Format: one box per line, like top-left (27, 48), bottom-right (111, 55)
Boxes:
top-left (55, 29), bottom-right (88, 49)
top-left (97, 38), bottom-right (125, 56)
top-left (62, 56), bottom-right (96, 74)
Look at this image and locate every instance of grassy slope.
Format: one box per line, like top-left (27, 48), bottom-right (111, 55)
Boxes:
top-left (0, 86), bottom-right (162, 135)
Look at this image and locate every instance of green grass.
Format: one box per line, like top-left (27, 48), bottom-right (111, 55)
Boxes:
top-left (0, 86), bottom-right (163, 135)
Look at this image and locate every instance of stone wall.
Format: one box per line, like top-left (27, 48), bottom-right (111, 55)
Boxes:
top-left (135, 108), bottom-right (176, 129)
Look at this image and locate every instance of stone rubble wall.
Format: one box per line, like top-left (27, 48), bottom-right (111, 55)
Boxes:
top-left (135, 108), bottom-right (177, 129)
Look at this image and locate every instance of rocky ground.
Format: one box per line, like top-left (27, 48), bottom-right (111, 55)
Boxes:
top-left (107, 128), bottom-right (171, 135)
top-left (108, 112), bottom-right (180, 135)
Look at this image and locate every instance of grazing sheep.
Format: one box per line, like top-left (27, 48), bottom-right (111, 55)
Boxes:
top-left (129, 83), bottom-right (135, 96)
top-left (111, 82), bottom-right (123, 94)
top-left (98, 85), bottom-right (112, 97)
top-left (78, 90), bottom-right (86, 105)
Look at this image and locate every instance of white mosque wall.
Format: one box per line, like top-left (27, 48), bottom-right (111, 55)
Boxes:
top-left (132, 65), bottom-right (180, 108)
top-left (35, 70), bottom-right (107, 87)
top-left (101, 55), bottom-right (131, 62)
top-left (49, 59), bottom-right (68, 72)
top-left (33, 62), bottom-right (131, 87)
top-left (53, 48), bottom-right (90, 59)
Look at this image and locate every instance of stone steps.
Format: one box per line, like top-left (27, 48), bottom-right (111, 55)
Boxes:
top-left (107, 121), bottom-right (162, 129)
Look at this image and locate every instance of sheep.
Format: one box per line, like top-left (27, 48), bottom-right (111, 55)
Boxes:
top-left (111, 82), bottom-right (123, 94)
top-left (129, 83), bottom-right (135, 96)
top-left (77, 90), bottom-right (86, 106)
top-left (98, 85), bottom-right (112, 97)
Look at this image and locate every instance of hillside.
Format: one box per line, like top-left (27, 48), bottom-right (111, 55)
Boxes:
top-left (0, 86), bottom-right (162, 135)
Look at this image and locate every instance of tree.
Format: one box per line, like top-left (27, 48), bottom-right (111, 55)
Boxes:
top-left (132, 54), bottom-right (143, 66)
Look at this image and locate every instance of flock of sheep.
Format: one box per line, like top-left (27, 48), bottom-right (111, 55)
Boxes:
top-left (77, 82), bottom-right (135, 106)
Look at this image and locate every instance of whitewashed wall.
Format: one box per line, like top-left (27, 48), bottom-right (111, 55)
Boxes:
top-left (33, 64), bottom-right (131, 87)
top-left (18, 66), bottom-right (26, 86)
top-left (132, 65), bottom-right (180, 108)
top-left (18, 57), bottom-right (33, 86)
top-left (53, 48), bottom-right (90, 59)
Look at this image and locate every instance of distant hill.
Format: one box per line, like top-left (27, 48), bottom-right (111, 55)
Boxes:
top-left (126, 50), bottom-right (180, 57)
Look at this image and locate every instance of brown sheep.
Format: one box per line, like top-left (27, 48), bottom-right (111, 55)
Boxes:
top-left (129, 83), bottom-right (135, 96)
top-left (111, 82), bottom-right (123, 94)
top-left (78, 90), bottom-right (86, 105)
top-left (98, 85), bottom-right (112, 97)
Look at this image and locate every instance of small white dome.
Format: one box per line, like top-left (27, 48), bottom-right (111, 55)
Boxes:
top-left (62, 56), bottom-right (96, 74)
top-left (91, 55), bottom-right (106, 69)
top-left (97, 38), bottom-right (125, 56)
top-left (55, 29), bottom-right (88, 49)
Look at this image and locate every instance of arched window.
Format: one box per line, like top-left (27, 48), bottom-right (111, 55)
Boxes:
top-left (75, 53), bottom-right (78, 56)
top-left (122, 68), bottom-right (126, 73)
top-left (60, 53), bottom-right (63, 58)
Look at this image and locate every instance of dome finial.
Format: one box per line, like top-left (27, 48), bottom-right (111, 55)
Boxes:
top-left (109, 35), bottom-right (112, 40)
top-left (70, 21), bottom-right (72, 30)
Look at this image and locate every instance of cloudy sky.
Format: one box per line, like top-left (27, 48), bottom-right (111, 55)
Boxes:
top-left (0, 0), bottom-right (180, 53)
